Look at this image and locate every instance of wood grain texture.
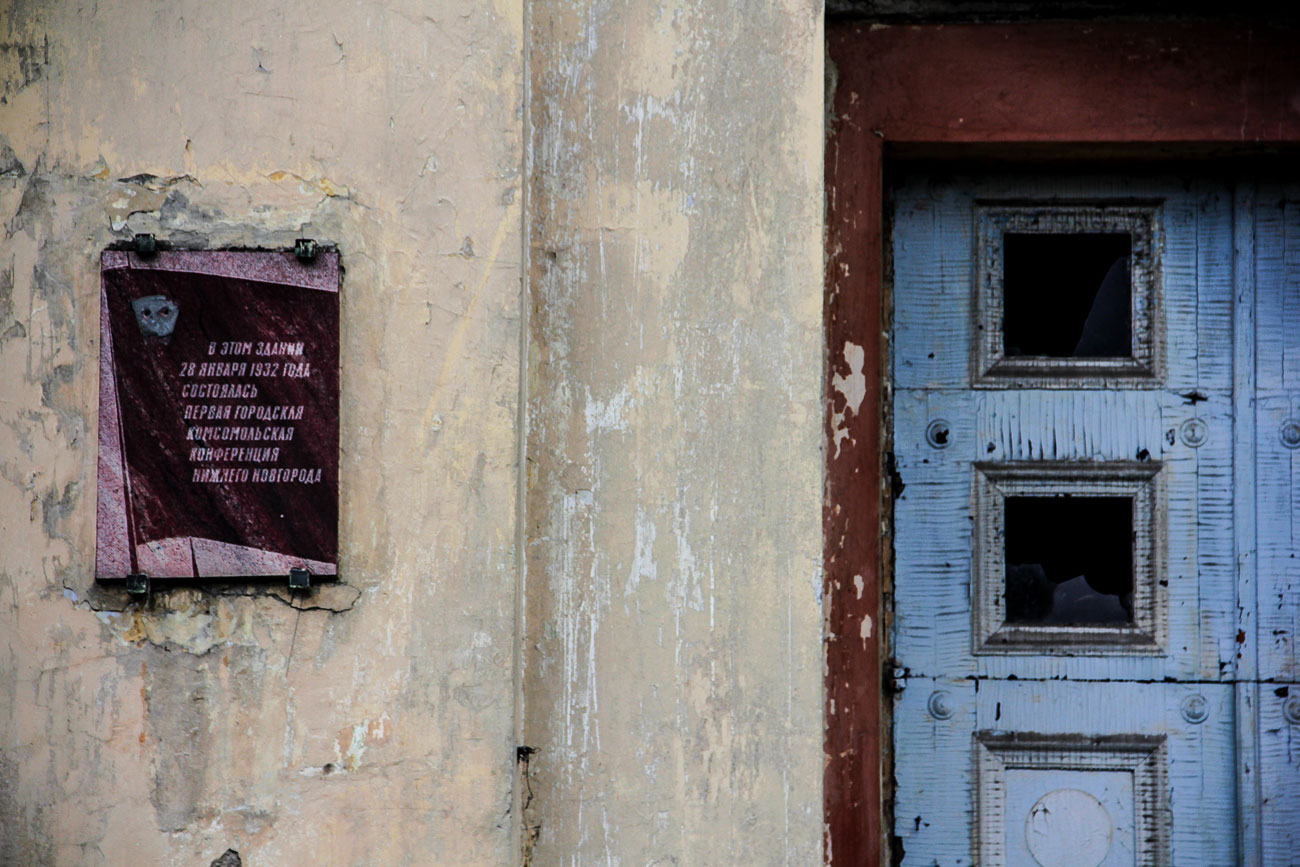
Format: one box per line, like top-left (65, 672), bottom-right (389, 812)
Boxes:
top-left (1255, 191), bottom-right (1300, 682)
top-left (1251, 186), bottom-right (1300, 860)
top-left (892, 176), bottom-right (1236, 690)
top-left (829, 22), bottom-right (1300, 145)
top-left (892, 678), bottom-right (1236, 865)
top-left (1258, 681), bottom-right (1300, 863)
top-left (824, 114), bottom-right (885, 865)
top-left (825, 21), bottom-right (1300, 865)
top-left (1232, 182), bottom-right (1264, 864)
top-left (889, 173), bottom-right (1270, 865)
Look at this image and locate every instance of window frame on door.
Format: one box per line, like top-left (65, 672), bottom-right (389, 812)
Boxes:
top-left (823, 18), bottom-right (1300, 866)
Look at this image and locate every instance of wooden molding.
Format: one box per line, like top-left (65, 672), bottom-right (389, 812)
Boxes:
top-left (823, 19), bottom-right (1300, 865)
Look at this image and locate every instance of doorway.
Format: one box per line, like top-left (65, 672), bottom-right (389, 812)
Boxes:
top-left (887, 170), bottom-right (1300, 864)
top-left (823, 19), bottom-right (1300, 866)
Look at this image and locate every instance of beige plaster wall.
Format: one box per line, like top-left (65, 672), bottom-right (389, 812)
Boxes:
top-left (0, 1), bottom-right (525, 864)
top-left (524, 1), bottom-right (826, 863)
top-left (1, 0), bottom-right (827, 863)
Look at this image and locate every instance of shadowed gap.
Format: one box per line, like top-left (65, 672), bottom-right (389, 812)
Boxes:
top-left (1003, 232), bottom-right (1132, 358)
top-left (1004, 495), bottom-right (1134, 625)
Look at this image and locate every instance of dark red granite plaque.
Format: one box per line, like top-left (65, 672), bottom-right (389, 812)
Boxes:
top-left (96, 250), bottom-right (340, 581)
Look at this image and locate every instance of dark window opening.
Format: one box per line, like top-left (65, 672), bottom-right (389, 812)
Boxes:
top-left (1002, 233), bottom-right (1132, 358)
top-left (1004, 495), bottom-right (1134, 625)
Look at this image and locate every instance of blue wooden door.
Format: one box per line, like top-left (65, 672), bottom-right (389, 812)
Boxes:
top-left (890, 173), bottom-right (1300, 865)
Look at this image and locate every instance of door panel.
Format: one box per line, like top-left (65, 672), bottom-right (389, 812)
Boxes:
top-left (891, 177), bottom-right (1235, 395)
top-left (1252, 187), bottom-right (1300, 858)
top-left (891, 173), bottom-right (1300, 865)
top-left (893, 678), bottom-right (1237, 866)
top-left (1255, 191), bottom-right (1300, 684)
top-left (893, 388), bottom-right (1234, 682)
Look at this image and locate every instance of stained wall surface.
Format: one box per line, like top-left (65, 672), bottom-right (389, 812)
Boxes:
top-left (0, 1), bottom-right (526, 863)
top-left (0, 0), bottom-right (828, 864)
top-left (524, 1), bottom-right (826, 863)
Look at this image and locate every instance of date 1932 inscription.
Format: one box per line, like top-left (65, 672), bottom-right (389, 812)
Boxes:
top-left (96, 250), bottom-right (340, 582)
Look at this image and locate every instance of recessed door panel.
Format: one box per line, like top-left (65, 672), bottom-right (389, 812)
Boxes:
top-left (893, 679), bottom-right (1237, 866)
top-left (891, 173), bottom-right (1300, 865)
top-left (892, 387), bottom-right (1234, 683)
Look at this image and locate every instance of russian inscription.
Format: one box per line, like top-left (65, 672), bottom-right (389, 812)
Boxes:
top-left (96, 250), bottom-right (340, 581)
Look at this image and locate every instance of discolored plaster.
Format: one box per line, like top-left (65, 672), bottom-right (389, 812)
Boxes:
top-left (524, 0), bottom-right (825, 863)
top-left (2, 0), bottom-right (832, 863)
top-left (0, 0), bottom-right (524, 864)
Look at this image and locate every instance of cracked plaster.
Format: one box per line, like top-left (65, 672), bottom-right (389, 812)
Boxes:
top-left (2, 0), bottom-right (829, 864)
top-left (1, 0), bottom-right (523, 864)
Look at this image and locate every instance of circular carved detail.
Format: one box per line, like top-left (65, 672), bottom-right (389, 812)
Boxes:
top-left (1180, 693), bottom-right (1209, 724)
top-left (1179, 417), bottom-right (1209, 448)
top-left (1283, 695), bottom-right (1300, 726)
top-left (1280, 419), bottom-right (1300, 450)
top-left (925, 418), bottom-right (952, 450)
top-left (1025, 788), bottom-right (1113, 867)
top-left (926, 690), bottom-right (954, 720)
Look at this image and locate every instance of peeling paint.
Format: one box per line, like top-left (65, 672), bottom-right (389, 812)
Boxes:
top-left (0, 1), bottom-right (524, 864)
top-left (1, 0), bottom-right (830, 863)
top-left (584, 386), bottom-right (632, 434)
top-left (524, 1), bottom-right (825, 862)
top-left (831, 341), bottom-right (867, 458)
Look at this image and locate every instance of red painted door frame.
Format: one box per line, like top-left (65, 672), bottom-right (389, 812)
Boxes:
top-left (823, 20), bottom-right (1300, 865)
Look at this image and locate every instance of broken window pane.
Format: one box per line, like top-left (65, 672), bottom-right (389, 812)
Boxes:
top-left (1002, 233), bottom-right (1132, 358)
top-left (1004, 495), bottom-right (1133, 625)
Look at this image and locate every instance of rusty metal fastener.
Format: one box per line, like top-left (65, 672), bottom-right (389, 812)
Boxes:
top-left (925, 418), bottom-right (952, 449)
top-left (294, 238), bottom-right (319, 262)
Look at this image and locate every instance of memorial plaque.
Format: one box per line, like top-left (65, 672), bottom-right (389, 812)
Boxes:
top-left (96, 250), bottom-right (340, 581)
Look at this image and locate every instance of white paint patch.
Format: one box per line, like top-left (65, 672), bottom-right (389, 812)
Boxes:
top-left (672, 504), bottom-right (703, 615)
top-left (625, 505), bottom-right (657, 596)
top-left (585, 386), bottom-right (632, 434)
top-left (343, 723), bottom-right (367, 771)
top-left (1026, 788), bottom-right (1113, 867)
top-left (830, 411), bottom-right (850, 458)
top-left (832, 342), bottom-right (867, 415)
top-left (853, 574), bottom-right (864, 600)
top-left (831, 342), bottom-right (867, 458)
top-left (860, 615), bottom-right (872, 643)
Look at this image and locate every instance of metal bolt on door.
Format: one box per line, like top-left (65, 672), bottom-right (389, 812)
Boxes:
top-left (889, 173), bottom-right (1300, 865)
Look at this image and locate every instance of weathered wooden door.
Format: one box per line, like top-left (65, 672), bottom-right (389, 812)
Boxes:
top-left (890, 172), bottom-right (1300, 865)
